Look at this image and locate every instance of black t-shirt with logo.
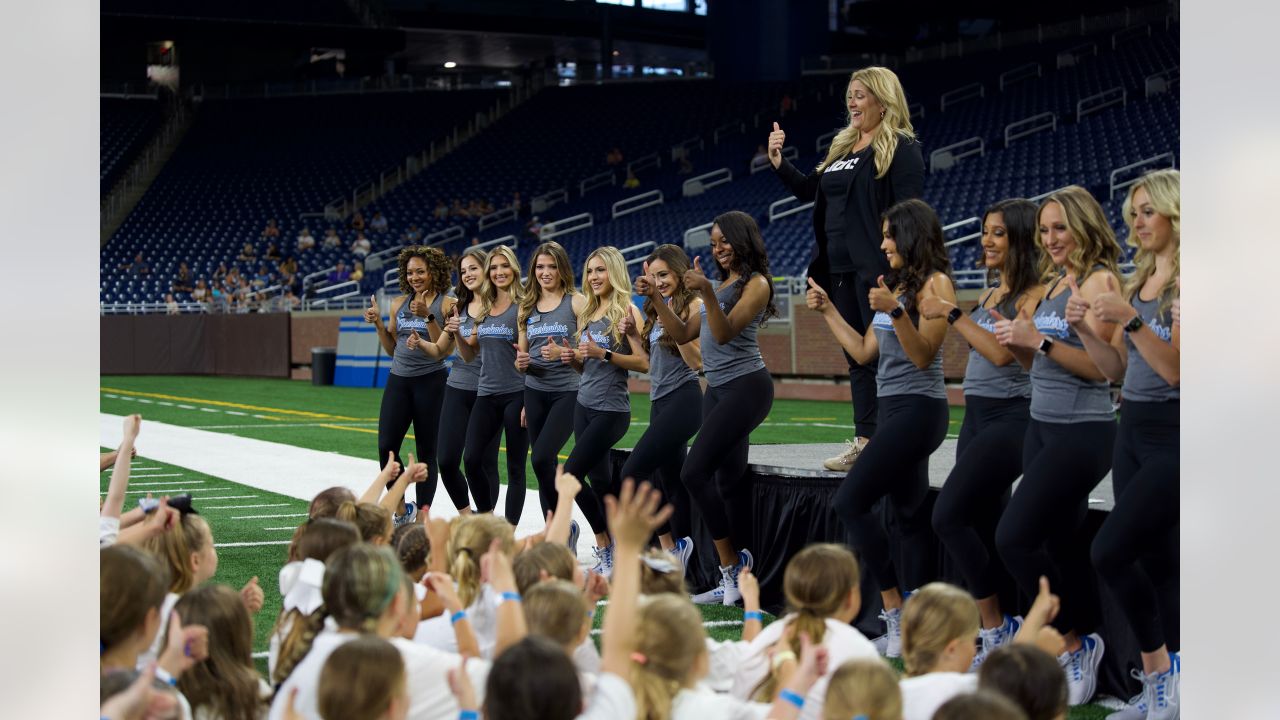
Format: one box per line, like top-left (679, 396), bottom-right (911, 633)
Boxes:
top-left (819, 146), bottom-right (874, 273)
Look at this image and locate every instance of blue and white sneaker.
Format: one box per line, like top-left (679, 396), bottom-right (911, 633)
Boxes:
top-left (971, 614), bottom-right (1023, 671)
top-left (1143, 653), bottom-right (1179, 720)
top-left (691, 549), bottom-right (753, 606)
top-left (590, 543), bottom-right (614, 579)
top-left (1106, 672), bottom-right (1150, 720)
top-left (393, 500), bottom-right (418, 527)
top-left (670, 536), bottom-right (694, 575)
top-left (567, 520), bottom-right (581, 558)
top-left (1060, 633), bottom-right (1106, 705)
top-left (876, 607), bottom-right (903, 658)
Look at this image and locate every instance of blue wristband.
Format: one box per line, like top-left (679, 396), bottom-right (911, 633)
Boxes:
top-left (450, 610), bottom-right (467, 625)
top-left (459, 711), bottom-right (479, 720)
top-left (500, 591), bottom-right (522, 604)
top-left (744, 610), bottom-right (764, 622)
top-left (779, 689), bottom-right (805, 709)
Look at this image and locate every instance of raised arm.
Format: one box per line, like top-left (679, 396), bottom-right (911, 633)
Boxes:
top-left (455, 308), bottom-right (480, 363)
top-left (544, 468), bottom-right (582, 546)
top-left (365, 294), bottom-right (399, 356)
top-left (881, 273), bottom-right (954, 370)
top-left (583, 305), bottom-right (649, 373)
top-left (359, 452), bottom-right (402, 505)
top-left (920, 287), bottom-right (1044, 367)
top-left (769, 122), bottom-right (820, 201)
top-left (482, 539), bottom-right (527, 657)
top-left (1084, 275), bottom-right (1180, 386)
top-left (600, 479), bottom-right (673, 675)
top-left (690, 262), bottom-right (770, 345)
top-left (102, 414), bottom-right (141, 520)
top-left (807, 277), bottom-right (878, 364)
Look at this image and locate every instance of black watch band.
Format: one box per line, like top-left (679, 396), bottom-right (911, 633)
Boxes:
top-left (1037, 336), bottom-right (1055, 356)
top-left (603, 349), bottom-right (614, 363)
top-left (946, 306), bottom-right (963, 325)
top-left (1123, 315), bottom-right (1144, 334)
top-left (889, 303), bottom-right (905, 320)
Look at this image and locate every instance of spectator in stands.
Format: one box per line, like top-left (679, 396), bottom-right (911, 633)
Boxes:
top-left (297, 227), bottom-right (316, 253)
top-left (433, 200), bottom-right (449, 220)
top-left (371, 211), bottom-right (389, 233)
top-left (605, 147), bottom-right (623, 166)
top-left (470, 236), bottom-right (481, 247)
top-left (119, 252), bottom-right (150, 276)
top-left (262, 218), bottom-right (280, 238)
top-left (509, 191), bottom-right (523, 216)
top-left (466, 199), bottom-right (482, 217)
top-left (172, 262), bottom-right (193, 294)
top-left (282, 289), bottom-right (301, 311)
top-left (623, 168), bottom-right (641, 189)
top-left (752, 144), bottom-right (768, 163)
top-left (278, 255), bottom-right (298, 278)
top-left (238, 243), bottom-right (257, 262)
top-left (213, 262), bottom-right (228, 283)
top-left (525, 216), bottom-right (543, 242)
top-left (351, 232), bottom-right (372, 258)
top-left (323, 227), bottom-right (342, 249)
top-left (192, 279), bottom-right (209, 303)
top-left (676, 148), bottom-right (694, 175)
top-left (350, 261), bottom-right (365, 283)
top-left (780, 92), bottom-right (794, 118)
top-left (328, 261), bottom-right (351, 285)
top-left (350, 211), bottom-right (366, 232)
top-left (406, 224), bottom-right (424, 242)
top-left (450, 199), bottom-right (466, 218)
top-left (264, 242), bottom-right (281, 261)
top-left (253, 265), bottom-right (272, 289)
top-left (480, 198), bottom-right (495, 215)
top-left (165, 294), bottom-right (180, 315)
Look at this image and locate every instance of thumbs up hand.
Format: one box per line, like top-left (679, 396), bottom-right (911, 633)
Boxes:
top-left (513, 343), bottom-right (531, 371)
top-left (805, 277), bottom-right (832, 314)
top-left (768, 122), bottom-right (786, 168)
top-left (634, 260), bottom-right (659, 298)
top-left (443, 305), bottom-right (460, 334)
top-left (407, 329), bottom-right (422, 351)
top-left (579, 333), bottom-right (606, 360)
top-left (868, 275), bottom-right (900, 313)
top-left (683, 255), bottom-right (711, 294)
top-left (364, 294), bottom-right (382, 326)
top-left (991, 308), bottom-right (1041, 349)
top-left (409, 294), bottom-right (429, 318)
top-left (618, 312), bottom-right (636, 338)
top-left (240, 576), bottom-right (264, 615)
top-left (1063, 275), bottom-right (1091, 325)
top-left (1087, 272), bottom-right (1135, 325)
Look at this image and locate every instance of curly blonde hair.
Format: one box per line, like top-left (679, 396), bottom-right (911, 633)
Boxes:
top-left (817, 66), bottom-right (917, 179)
top-left (396, 245), bottom-right (452, 296)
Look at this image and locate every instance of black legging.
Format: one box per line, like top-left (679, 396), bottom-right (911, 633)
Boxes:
top-left (680, 368), bottom-right (774, 553)
top-left (835, 394), bottom-right (948, 592)
top-left (995, 418), bottom-right (1115, 635)
top-left (378, 371), bottom-right (445, 507)
top-left (1090, 400), bottom-right (1179, 653)
top-left (436, 385), bottom-right (500, 511)
top-left (562, 403), bottom-right (629, 537)
top-left (525, 388), bottom-right (578, 517)
top-left (932, 396), bottom-right (1030, 599)
top-left (829, 270), bottom-right (879, 439)
top-left (619, 380), bottom-right (702, 539)
top-left (463, 391), bottom-right (528, 521)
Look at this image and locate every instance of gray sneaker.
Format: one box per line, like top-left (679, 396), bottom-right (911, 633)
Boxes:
top-left (1060, 633), bottom-right (1106, 705)
top-left (823, 439), bottom-right (863, 472)
top-left (1143, 653), bottom-right (1180, 720)
top-left (1106, 674), bottom-right (1149, 720)
top-left (877, 607), bottom-right (903, 658)
top-left (670, 536), bottom-right (694, 575)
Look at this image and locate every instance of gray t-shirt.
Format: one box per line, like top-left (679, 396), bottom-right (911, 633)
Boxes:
top-left (700, 277), bottom-right (768, 387)
top-left (870, 297), bottom-right (946, 399)
top-left (391, 292), bottom-right (447, 377)
top-left (647, 315), bottom-right (699, 401)
top-left (1030, 274), bottom-right (1116, 423)
top-left (963, 293), bottom-right (1032, 400)
top-left (1122, 292), bottom-right (1179, 403)
top-left (446, 307), bottom-right (482, 392)
top-left (576, 316), bottom-right (631, 413)
top-left (475, 302), bottom-right (524, 396)
top-left (524, 293), bottom-right (581, 393)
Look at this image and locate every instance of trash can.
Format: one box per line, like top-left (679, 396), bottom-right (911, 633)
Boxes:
top-left (311, 347), bottom-right (337, 386)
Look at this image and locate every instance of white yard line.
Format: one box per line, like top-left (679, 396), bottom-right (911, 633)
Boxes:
top-left (122, 480), bottom-right (202, 487)
top-left (205, 503), bottom-right (293, 510)
top-left (216, 541), bottom-right (292, 548)
top-left (232, 513), bottom-right (309, 520)
top-left (101, 413), bottom-right (599, 563)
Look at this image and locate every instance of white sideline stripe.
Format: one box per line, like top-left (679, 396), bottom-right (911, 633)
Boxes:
top-left (252, 652), bottom-right (269, 659)
top-left (123, 480), bottom-right (197, 486)
top-left (225, 411), bottom-right (248, 416)
top-left (216, 541), bottom-right (292, 548)
top-left (232, 513), bottom-right (309, 520)
top-left (177, 404), bottom-right (195, 409)
top-left (591, 619), bottom-right (743, 636)
top-left (129, 473), bottom-right (182, 477)
top-left (100, 488), bottom-right (222, 495)
top-left (199, 495), bottom-right (259, 500)
top-left (101, 413), bottom-right (600, 564)
top-left (263, 527), bottom-right (301, 531)
top-left (157, 401), bottom-right (174, 406)
top-left (191, 422), bottom-right (377, 430)
top-left (200, 408), bottom-right (220, 413)
top-left (136, 398), bottom-right (153, 403)
top-left (206, 504), bottom-right (293, 510)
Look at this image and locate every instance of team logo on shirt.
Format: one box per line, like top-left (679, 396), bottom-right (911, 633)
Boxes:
top-left (477, 324), bottom-right (515, 341)
top-left (1034, 312), bottom-right (1071, 339)
top-left (871, 311), bottom-right (896, 334)
top-left (824, 157), bottom-right (861, 173)
top-left (584, 330), bottom-right (612, 349)
top-left (527, 322), bottom-right (570, 338)
top-left (1146, 317), bottom-right (1172, 342)
top-left (399, 317), bottom-right (427, 332)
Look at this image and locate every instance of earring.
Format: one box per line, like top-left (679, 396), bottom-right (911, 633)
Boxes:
top-left (880, 110), bottom-right (886, 119)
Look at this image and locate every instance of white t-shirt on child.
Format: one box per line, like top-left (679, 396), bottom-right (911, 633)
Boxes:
top-left (415, 584), bottom-right (501, 658)
top-left (576, 673), bottom-right (634, 720)
top-left (672, 686), bottom-right (771, 720)
top-left (726, 615), bottom-right (881, 720)
top-left (899, 672), bottom-right (978, 720)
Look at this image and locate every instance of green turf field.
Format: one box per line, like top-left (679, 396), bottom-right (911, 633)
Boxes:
top-left (100, 375), bottom-right (1112, 718)
top-left (100, 374), bottom-right (966, 490)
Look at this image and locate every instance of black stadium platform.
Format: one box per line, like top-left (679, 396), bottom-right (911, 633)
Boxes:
top-left (611, 442), bottom-right (1147, 702)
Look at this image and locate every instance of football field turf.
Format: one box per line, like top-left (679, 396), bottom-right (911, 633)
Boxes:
top-left (99, 375), bottom-right (1112, 718)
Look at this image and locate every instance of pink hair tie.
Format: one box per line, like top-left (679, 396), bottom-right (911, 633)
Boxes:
top-left (630, 652), bottom-right (648, 665)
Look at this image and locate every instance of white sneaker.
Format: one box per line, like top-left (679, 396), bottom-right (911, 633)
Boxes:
top-left (1143, 653), bottom-right (1179, 720)
top-left (670, 536), bottom-right (694, 575)
top-left (1060, 633), bottom-right (1106, 705)
top-left (878, 607), bottom-right (903, 658)
top-left (393, 500), bottom-right (418, 527)
top-left (823, 439), bottom-right (864, 472)
top-left (590, 543), bottom-right (614, 579)
top-left (971, 614), bottom-right (1023, 671)
top-left (1107, 672), bottom-right (1150, 720)
top-left (690, 549), bottom-right (752, 606)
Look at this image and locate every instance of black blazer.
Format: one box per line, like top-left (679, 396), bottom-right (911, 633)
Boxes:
top-left (773, 135), bottom-right (925, 287)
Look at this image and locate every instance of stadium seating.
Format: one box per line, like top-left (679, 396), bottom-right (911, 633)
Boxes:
top-left (101, 97), bottom-right (163, 194)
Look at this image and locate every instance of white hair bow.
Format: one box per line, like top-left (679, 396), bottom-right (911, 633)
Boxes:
top-left (279, 558), bottom-right (326, 615)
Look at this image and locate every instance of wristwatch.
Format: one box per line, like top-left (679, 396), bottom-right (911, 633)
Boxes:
top-left (889, 303), bottom-right (905, 320)
top-left (946, 306), bottom-right (964, 325)
top-left (1037, 336), bottom-right (1055, 356)
top-left (603, 349), bottom-right (614, 363)
top-left (1122, 315), bottom-right (1144, 334)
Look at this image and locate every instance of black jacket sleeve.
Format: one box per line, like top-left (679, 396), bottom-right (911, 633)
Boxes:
top-left (772, 156), bottom-right (821, 202)
top-left (885, 139), bottom-right (925, 207)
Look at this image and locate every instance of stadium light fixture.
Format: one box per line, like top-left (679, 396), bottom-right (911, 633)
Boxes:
top-left (444, 61), bottom-right (457, 69)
